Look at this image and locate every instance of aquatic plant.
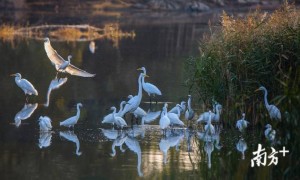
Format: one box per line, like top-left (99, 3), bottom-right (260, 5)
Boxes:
top-left (186, 2), bottom-right (300, 123)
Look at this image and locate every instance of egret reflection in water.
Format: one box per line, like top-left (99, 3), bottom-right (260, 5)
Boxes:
top-left (14, 103), bottom-right (38, 127)
top-left (38, 131), bottom-right (52, 149)
top-left (59, 131), bottom-right (82, 156)
top-left (204, 141), bottom-right (214, 169)
top-left (125, 136), bottom-right (143, 177)
top-left (44, 76), bottom-right (68, 107)
top-left (110, 131), bottom-right (127, 157)
top-left (236, 138), bottom-right (247, 160)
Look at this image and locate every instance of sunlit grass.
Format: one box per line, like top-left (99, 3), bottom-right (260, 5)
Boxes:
top-left (0, 24), bottom-right (16, 41)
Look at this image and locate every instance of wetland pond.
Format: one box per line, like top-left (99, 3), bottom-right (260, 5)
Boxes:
top-left (0, 7), bottom-right (298, 180)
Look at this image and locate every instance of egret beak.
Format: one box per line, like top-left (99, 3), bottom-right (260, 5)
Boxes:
top-left (137, 68), bottom-right (142, 70)
top-left (254, 88), bottom-right (260, 92)
top-left (144, 74), bottom-right (149, 78)
top-left (10, 74), bottom-right (16, 77)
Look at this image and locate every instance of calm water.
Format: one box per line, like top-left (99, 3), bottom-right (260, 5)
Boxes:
top-left (0, 9), bottom-right (297, 180)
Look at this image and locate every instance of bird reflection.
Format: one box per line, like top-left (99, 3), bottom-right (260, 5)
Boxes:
top-left (38, 131), bottom-right (52, 149)
top-left (44, 76), bottom-right (68, 107)
top-left (236, 138), bottom-right (247, 160)
top-left (159, 129), bottom-right (184, 164)
top-left (59, 131), bottom-right (82, 156)
top-left (204, 141), bottom-right (214, 169)
top-left (197, 128), bottom-right (222, 150)
top-left (14, 103), bottom-right (38, 127)
top-left (89, 41), bottom-right (96, 54)
top-left (125, 136), bottom-right (143, 177)
top-left (101, 128), bottom-right (120, 140)
top-left (111, 131), bottom-right (127, 157)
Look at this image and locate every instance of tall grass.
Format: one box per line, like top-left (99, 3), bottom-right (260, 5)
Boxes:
top-left (186, 2), bottom-right (299, 123)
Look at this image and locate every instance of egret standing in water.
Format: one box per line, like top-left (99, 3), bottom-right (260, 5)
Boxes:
top-left (111, 106), bottom-right (127, 129)
top-left (60, 103), bottom-right (83, 129)
top-left (255, 86), bottom-right (281, 120)
top-left (102, 101), bottom-right (126, 126)
top-left (44, 37), bottom-right (95, 77)
top-left (120, 73), bottom-right (146, 118)
top-left (10, 73), bottom-right (38, 101)
top-left (38, 116), bottom-right (52, 131)
top-left (236, 113), bottom-right (249, 132)
top-left (137, 67), bottom-right (162, 104)
top-left (169, 101), bottom-right (186, 115)
top-left (185, 95), bottom-right (194, 122)
top-left (159, 103), bottom-right (170, 134)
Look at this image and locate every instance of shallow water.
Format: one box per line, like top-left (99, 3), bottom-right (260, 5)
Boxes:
top-left (0, 8), bottom-right (297, 179)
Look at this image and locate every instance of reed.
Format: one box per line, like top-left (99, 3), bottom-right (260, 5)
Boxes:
top-left (186, 2), bottom-right (300, 124)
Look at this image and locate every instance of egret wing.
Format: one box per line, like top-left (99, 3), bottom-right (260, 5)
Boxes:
top-left (65, 64), bottom-right (95, 77)
top-left (44, 41), bottom-right (65, 66)
top-left (19, 79), bottom-right (38, 95)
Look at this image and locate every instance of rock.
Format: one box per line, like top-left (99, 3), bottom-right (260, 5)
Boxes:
top-left (186, 2), bottom-right (210, 12)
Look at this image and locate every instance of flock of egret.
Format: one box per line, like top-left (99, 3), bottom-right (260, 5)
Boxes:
top-left (9, 37), bottom-right (283, 172)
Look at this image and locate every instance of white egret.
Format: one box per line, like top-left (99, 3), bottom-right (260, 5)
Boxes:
top-left (185, 95), bottom-right (195, 121)
top-left (120, 73), bottom-right (146, 117)
top-left (111, 106), bottom-right (127, 129)
top-left (236, 113), bottom-right (249, 132)
top-left (44, 76), bottom-right (68, 107)
top-left (169, 101), bottom-right (186, 115)
top-left (111, 133), bottom-right (127, 157)
top-left (59, 131), bottom-right (82, 156)
top-left (236, 138), bottom-right (247, 160)
top-left (141, 110), bottom-right (161, 125)
top-left (197, 104), bottom-right (222, 123)
top-left (137, 67), bottom-right (162, 103)
top-left (14, 103), bottom-right (38, 127)
top-left (60, 103), bottom-right (83, 129)
top-left (44, 37), bottom-right (95, 77)
top-left (255, 86), bottom-right (281, 120)
top-left (204, 111), bottom-right (215, 135)
top-left (265, 124), bottom-right (276, 141)
top-left (167, 104), bottom-right (185, 127)
top-left (38, 116), bottom-right (52, 131)
top-left (38, 131), bottom-right (52, 149)
top-left (10, 73), bottom-right (38, 101)
top-left (125, 137), bottom-right (143, 177)
top-left (159, 103), bottom-right (171, 132)
top-left (102, 101), bottom-right (126, 126)
top-left (128, 95), bottom-right (147, 120)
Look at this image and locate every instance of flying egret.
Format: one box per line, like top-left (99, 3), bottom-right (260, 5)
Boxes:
top-left (10, 73), bottom-right (38, 101)
top-left (236, 138), bottom-right (247, 160)
top-left (159, 103), bottom-right (171, 134)
top-left (197, 104), bottom-right (222, 123)
top-left (265, 124), bottom-right (276, 141)
top-left (44, 76), bottom-right (68, 107)
top-left (59, 131), bottom-right (82, 156)
top-left (60, 103), bottom-right (83, 129)
top-left (111, 106), bottom-right (127, 129)
top-left (102, 101), bottom-right (126, 126)
top-left (38, 131), bottom-right (52, 149)
top-left (255, 86), bottom-right (281, 120)
top-left (14, 103), bottom-right (38, 127)
top-left (185, 95), bottom-right (195, 121)
top-left (38, 116), bottom-right (52, 131)
top-left (137, 67), bottom-right (162, 103)
top-left (204, 111), bottom-right (215, 135)
top-left (44, 37), bottom-right (95, 77)
top-left (120, 73), bottom-right (146, 117)
top-left (167, 104), bottom-right (184, 127)
top-left (169, 101), bottom-right (186, 115)
top-left (236, 113), bottom-right (249, 132)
